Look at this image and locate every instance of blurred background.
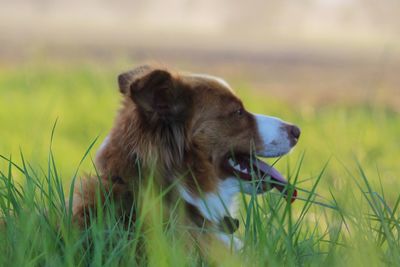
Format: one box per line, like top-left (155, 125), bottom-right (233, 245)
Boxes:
top-left (0, 0), bottom-right (399, 192)
top-left (1, 0), bottom-right (400, 107)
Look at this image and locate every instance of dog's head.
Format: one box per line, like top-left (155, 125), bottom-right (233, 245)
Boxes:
top-left (117, 65), bottom-right (300, 201)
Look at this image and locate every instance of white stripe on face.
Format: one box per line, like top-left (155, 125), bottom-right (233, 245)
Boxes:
top-left (253, 113), bottom-right (294, 158)
top-left (189, 74), bottom-right (233, 91)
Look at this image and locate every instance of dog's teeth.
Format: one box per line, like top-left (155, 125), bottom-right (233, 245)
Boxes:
top-left (233, 164), bottom-right (241, 171)
top-left (243, 168), bottom-right (248, 173)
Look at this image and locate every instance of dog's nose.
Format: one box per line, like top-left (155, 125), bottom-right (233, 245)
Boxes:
top-left (289, 125), bottom-right (301, 140)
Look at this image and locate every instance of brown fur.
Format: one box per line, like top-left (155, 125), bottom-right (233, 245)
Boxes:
top-left (70, 65), bottom-right (266, 251)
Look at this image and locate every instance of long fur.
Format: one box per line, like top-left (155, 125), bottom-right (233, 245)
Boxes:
top-left (70, 65), bottom-right (300, 256)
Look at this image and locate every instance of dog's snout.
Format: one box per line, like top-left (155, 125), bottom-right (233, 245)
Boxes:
top-left (253, 114), bottom-right (301, 157)
top-left (290, 125), bottom-right (301, 140)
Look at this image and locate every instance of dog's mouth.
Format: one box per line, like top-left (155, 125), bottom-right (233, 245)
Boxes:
top-left (223, 154), bottom-right (297, 202)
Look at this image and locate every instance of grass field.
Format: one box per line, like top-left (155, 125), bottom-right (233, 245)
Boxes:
top-left (0, 64), bottom-right (399, 266)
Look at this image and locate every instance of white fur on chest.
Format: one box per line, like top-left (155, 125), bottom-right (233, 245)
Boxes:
top-left (178, 178), bottom-right (240, 223)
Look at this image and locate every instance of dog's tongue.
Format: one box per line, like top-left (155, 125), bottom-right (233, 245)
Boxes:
top-left (253, 158), bottom-right (297, 203)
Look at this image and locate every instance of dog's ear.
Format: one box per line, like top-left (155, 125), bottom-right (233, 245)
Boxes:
top-left (118, 65), bottom-right (153, 94)
top-left (118, 66), bottom-right (190, 120)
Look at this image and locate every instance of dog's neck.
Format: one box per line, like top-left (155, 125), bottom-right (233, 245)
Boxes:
top-left (96, 103), bottom-right (242, 236)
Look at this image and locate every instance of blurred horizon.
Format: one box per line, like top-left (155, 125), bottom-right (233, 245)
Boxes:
top-left (1, 0), bottom-right (399, 110)
top-left (1, 0), bottom-right (400, 59)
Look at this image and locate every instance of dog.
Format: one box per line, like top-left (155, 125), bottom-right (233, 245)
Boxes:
top-left (71, 65), bottom-right (300, 253)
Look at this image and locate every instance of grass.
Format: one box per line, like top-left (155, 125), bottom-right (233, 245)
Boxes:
top-left (0, 64), bottom-right (399, 266)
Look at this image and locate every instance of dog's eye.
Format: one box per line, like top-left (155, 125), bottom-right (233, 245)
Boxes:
top-left (234, 108), bottom-right (244, 116)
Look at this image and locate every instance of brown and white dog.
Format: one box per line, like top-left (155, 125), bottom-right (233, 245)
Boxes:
top-left (71, 65), bottom-right (300, 251)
